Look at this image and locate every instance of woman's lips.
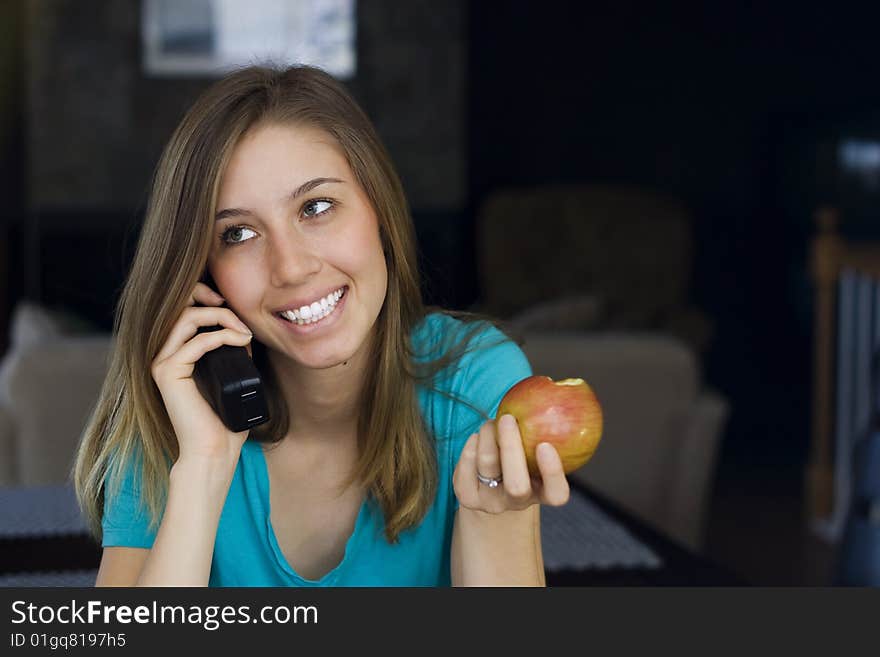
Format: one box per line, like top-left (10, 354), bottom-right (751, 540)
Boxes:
top-left (274, 286), bottom-right (347, 334)
top-left (274, 285), bottom-right (347, 318)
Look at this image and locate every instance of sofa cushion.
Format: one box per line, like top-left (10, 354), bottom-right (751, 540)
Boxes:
top-left (507, 295), bottom-right (604, 332)
top-left (5, 335), bottom-right (113, 486)
top-left (0, 405), bottom-right (16, 485)
top-left (0, 302), bottom-right (101, 409)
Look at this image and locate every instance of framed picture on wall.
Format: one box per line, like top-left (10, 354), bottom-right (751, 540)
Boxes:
top-left (141, 0), bottom-right (356, 78)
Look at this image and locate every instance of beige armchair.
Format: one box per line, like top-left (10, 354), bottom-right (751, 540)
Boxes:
top-left (473, 183), bottom-right (729, 552)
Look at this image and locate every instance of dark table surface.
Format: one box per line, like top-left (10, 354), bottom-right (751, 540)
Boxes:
top-left (0, 480), bottom-right (747, 586)
top-left (549, 480), bottom-right (747, 586)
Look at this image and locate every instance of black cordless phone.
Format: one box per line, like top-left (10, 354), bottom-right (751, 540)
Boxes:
top-left (193, 275), bottom-right (270, 433)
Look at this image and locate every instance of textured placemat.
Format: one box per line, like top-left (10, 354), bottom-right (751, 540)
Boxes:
top-left (0, 483), bottom-right (662, 572)
top-left (0, 484), bottom-right (88, 538)
top-left (541, 488), bottom-right (663, 571)
top-left (0, 569), bottom-right (97, 587)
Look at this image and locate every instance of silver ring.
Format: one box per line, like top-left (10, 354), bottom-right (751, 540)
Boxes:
top-left (477, 472), bottom-right (503, 488)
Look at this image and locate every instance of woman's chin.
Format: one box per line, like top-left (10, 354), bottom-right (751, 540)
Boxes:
top-left (267, 343), bottom-right (355, 372)
top-left (267, 313), bottom-right (376, 373)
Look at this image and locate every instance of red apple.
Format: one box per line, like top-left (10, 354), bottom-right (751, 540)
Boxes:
top-left (497, 375), bottom-right (603, 476)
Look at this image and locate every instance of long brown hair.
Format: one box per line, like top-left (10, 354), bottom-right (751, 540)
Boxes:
top-left (74, 65), bottom-right (520, 544)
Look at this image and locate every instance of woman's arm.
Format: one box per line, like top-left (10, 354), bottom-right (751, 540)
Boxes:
top-left (94, 547), bottom-right (150, 586)
top-left (96, 454), bottom-right (237, 587)
top-left (133, 455), bottom-right (237, 586)
top-left (451, 505), bottom-right (544, 586)
top-left (116, 281), bottom-right (253, 586)
top-left (450, 414), bottom-right (568, 586)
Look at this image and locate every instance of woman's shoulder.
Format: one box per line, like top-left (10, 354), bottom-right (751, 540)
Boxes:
top-left (411, 310), bottom-right (458, 343)
top-left (412, 309), bottom-right (531, 391)
top-left (415, 310), bottom-right (533, 446)
top-left (411, 310), bottom-right (508, 358)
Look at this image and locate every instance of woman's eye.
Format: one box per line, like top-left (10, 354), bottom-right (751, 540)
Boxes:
top-left (220, 226), bottom-right (257, 246)
top-left (303, 199), bottom-right (333, 218)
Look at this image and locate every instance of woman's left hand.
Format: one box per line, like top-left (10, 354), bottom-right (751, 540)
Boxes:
top-left (453, 414), bottom-right (570, 513)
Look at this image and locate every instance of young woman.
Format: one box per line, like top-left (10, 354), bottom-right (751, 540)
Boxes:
top-left (74, 65), bottom-right (569, 586)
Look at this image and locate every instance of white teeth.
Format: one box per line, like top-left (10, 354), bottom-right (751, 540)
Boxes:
top-left (279, 286), bottom-right (345, 324)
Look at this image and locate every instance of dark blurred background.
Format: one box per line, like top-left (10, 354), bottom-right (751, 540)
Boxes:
top-left (3, 0), bottom-right (880, 585)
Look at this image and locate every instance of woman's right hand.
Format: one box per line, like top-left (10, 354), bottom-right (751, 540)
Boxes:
top-left (150, 282), bottom-right (255, 465)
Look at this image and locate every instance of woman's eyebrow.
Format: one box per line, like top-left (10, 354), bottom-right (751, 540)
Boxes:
top-left (288, 176), bottom-right (345, 203)
top-left (215, 177), bottom-right (345, 221)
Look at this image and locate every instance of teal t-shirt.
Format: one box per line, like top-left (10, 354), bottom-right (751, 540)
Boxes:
top-left (101, 312), bottom-right (533, 586)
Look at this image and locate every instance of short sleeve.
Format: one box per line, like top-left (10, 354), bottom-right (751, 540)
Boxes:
top-left (101, 453), bottom-right (158, 549)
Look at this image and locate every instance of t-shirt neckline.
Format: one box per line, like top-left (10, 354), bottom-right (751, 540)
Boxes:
top-left (244, 440), bottom-right (370, 586)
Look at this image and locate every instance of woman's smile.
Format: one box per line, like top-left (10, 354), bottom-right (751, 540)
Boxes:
top-left (273, 285), bottom-right (348, 336)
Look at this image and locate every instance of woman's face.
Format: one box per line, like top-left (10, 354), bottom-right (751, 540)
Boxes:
top-left (207, 122), bottom-right (388, 371)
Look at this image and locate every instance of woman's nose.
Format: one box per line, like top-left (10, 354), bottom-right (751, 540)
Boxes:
top-left (268, 232), bottom-right (322, 287)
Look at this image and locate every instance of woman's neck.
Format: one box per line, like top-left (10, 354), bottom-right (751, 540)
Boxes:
top-left (267, 346), bottom-right (369, 444)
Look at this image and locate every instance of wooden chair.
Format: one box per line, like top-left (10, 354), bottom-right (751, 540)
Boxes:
top-left (807, 207), bottom-right (880, 540)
